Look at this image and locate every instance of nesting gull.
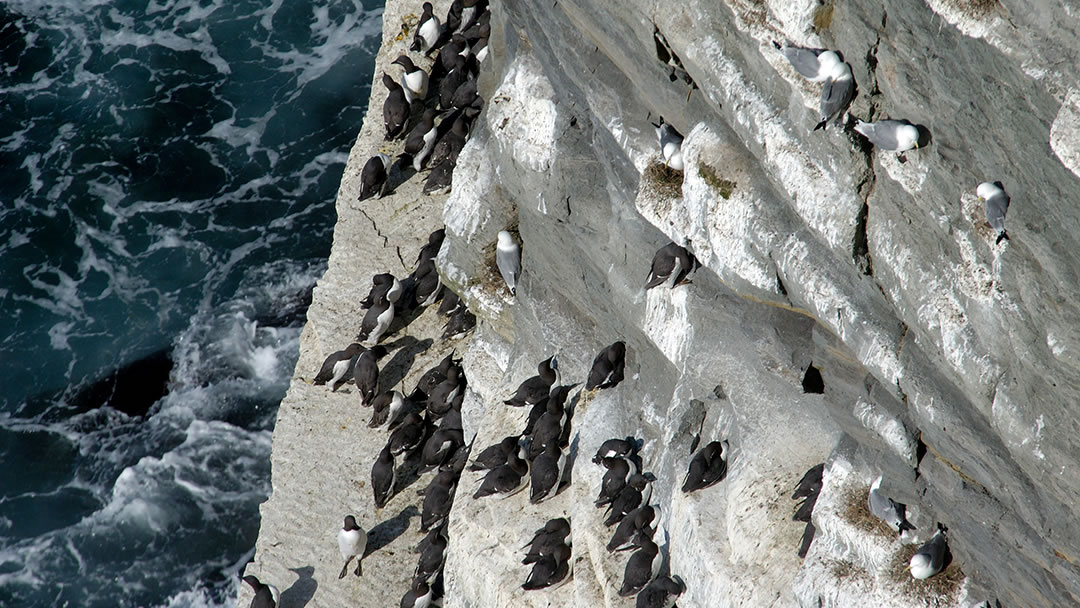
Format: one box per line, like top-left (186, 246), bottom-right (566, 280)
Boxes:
top-left (977, 181), bottom-right (1011, 244)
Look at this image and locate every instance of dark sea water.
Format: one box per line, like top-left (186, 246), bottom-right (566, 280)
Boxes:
top-left (0, 0), bottom-right (383, 605)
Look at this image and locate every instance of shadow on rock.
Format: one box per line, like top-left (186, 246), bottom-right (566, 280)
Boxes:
top-left (366, 504), bottom-right (420, 556)
top-left (379, 336), bottom-right (433, 394)
top-left (278, 565), bottom-right (317, 608)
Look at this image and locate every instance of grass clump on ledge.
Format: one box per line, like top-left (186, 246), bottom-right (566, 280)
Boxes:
top-left (698, 162), bottom-right (736, 199)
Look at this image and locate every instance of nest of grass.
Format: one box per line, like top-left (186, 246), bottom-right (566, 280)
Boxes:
top-left (886, 544), bottom-right (965, 605)
top-left (641, 161), bottom-right (684, 201)
top-left (943, 0), bottom-right (1000, 18)
top-left (697, 162), bottom-right (737, 200)
top-left (839, 484), bottom-right (898, 539)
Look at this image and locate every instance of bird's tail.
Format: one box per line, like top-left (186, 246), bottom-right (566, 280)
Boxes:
top-left (996, 230), bottom-right (1009, 244)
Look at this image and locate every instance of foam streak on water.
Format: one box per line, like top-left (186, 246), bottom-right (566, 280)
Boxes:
top-left (0, 0), bottom-right (383, 605)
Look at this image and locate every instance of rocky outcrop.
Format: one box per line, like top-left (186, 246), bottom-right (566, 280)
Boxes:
top-left (243, 0), bottom-right (1080, 606)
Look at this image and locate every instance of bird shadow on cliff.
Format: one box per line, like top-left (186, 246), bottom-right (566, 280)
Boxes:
top-left (379, 336), bottom-right (434, 394)
top-left (365, 504), bottom-right (420, 557)
top-left (278, 566), bottom-right (317, 608)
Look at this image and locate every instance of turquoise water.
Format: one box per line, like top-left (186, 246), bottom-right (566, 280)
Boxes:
top-left (0, 0), bottom-right (382, 605)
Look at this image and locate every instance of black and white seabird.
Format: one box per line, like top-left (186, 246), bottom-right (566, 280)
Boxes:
top-left (604, 472), bottom-right (656, 527)
top-left (359, 153), bottom-right (392, 201)
top-left (645, 241), bottom-right (695, 290)
top-left (652, 117), bottom-right (684, 170)
top-left (504, 356), bottom-right (559, 407)
top-left (429, 112), bottom-right (470, 168)
top-left (422, 159), bottom-right (455, 194)
top-left (388, 412), bottom-right (428, 456)
top-left (369, 389), bottom-right (405, 428)
top-left (417, 228), bottom-right (447, 263)
top-left (338, 515), bottom-right (368, 578)
top-left (449, 74), bottom-right (479, 110)
top-left (439, 56), bottom-right (472, 110)
top-left (242, 574), bottom-right (280, 608)
top-left (421, 469), bottom-right (458, 532)
top-left (420, 428), bottom-right (465, 472)
top-left (977, 181), bottom-right (1010, 244)
top-left (586, 341), bottom-right (626, 390)
top-left (414, 352), bottom-right (456, 399)
top-left (361, 273), bottom-right (403, 310)
top-left (867, 475), bottom-right (916, 535)
top-left (636, 575), bottom-right (685, 608)
top-left (608, 505), bottom-right (656, 552)
top-left (593, 436), bottom-right (637, 463)
top-left (411, 259), bottom-right (443, 307)
top-left (527, 395), bottom-right (569, 460)
top-left (495, 231), bottom-right (521, 295)
top-left (469, 435), bottom-right (520, 471)
top-left (529, 442), bottom-right (567, 503)
top-left (908, 526), bottom-right (948, 579)
top-left (413, 525), bottom-right (447, 584)
top-left (473, 443), bottom-right (529, 499)
top-left (437, 289), bottom-right (462, 316)
top-left (400, 580), bottom-right (434, 608)
top-left (618, 536), bottom-right (662, 596)
top-left (351, 347), bottom-right (381, 407)
top-left (521, 517), bottom-right (571, 563)
top-left (314, 342), bottom-right (364, 391)
top-left (442, 306), bottom-right (476, 339)
top-left (595, 456), bottom-right (637, 508)
top-left (522, 543), bottom-right (571, 591)
top-left (445, 0), bottom-right (486, 35)
top-left (854, 119), bottom-right (921, 153)
top-left (383, 73), bottom-right (409, 140)
top-left (426, 365), bottom-right (463, 418)
top-left (372, 443), bottom-right (396, 509)
top-left (357, 292), bottom-right (395, 346)
top-left (404, 108), bottom-right (439, 172)
top-left (411, 2), bottom-right (441, 55)
top-left (393, 55), bottom-right (429, 105)
top-left (681, 440), bottom-right (729, 493)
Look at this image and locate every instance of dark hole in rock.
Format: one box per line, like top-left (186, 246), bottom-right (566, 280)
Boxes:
top-left (802, 364), bottom-right (824, 394)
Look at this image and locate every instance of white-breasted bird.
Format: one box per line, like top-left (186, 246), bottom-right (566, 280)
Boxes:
top-left (977, 181), bottom-right (1011, 244)
top-left (496, 230), bottom-right (521, 296)
top-left (337, 515), bottom-right (368, 578)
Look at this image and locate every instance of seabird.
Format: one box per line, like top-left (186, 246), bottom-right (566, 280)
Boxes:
top-left (908, 526), bottom-right (948, 579)
top-left (393, 55), bottom-right (429, 105)
top-left (496, 230), bottom-right (521, 296)
top-left (404, 109), bottom-right (439, 172)
top-left (400, 580), bottom-right (435, 608)
top-left (595, 456), bottom-right (636, 507)
top-left (504, 355), bottom-right (559, 407)
top-left (383, 73), bottom-right (409, 140)
top-left (618, 537), bottom-right (662, 597)
top-left (449, 74), bottom-right (479, 110)
top-left (469, 24), bottom-right (490, 63)
top-left (473, 443), bottom-right (529, 498)
top-left (681, 440), bottom-right (729, 493)
top-left (361, 273), bottom-right (403, 310)
top-left (423, 159), bottom-right (455, 194)
top-left (854, 119), bottom-right (920, 153)
top-left (653, 117), bottom-right (684, 170)
top-left (446, 0), bottom-right (486, 36)
top-left (314, 343), bottom-right (364, 391)
top-left (413, 526), bottom-right (447, 584)
top-left (814, 55), bottom-right (854, 130)
top-left (351, 347), bottom-right (381, 407)
top-left (417, 228), bottom-right (446, 263)
top-left (469, 435), bottom-right (520, 471)
top-left (439, 56), bottom-right (471, 110)
top-left (358, 153), bottom-right (393, 201)
top-left (440, 439), bottom-right (470, 473)
top-left (420, 428), bottom-right (465, 472)
top-left (593, 436), bottom-right (637, 463)
top-left (242, 575), bottom-right (280, 608)
top-left (522, 544), bottom-right (572, 591)
top-left (429, 112), bottom-right (470, 167)
top-left (529, 442), bottom-right (567, 503)
top-left (357, 293), bottom-right (395, 345)
top-left (586, 341), bottom-right (626, 390)
top-left (521, 518), bottom-right (571, 563)
top-left (523, 385), bottom-right (572, 435)
top-left (791, 463), bottom-right (824, 525)
top-left (797, 522), bottom-right (816, 559)
top-left (426, 365), bottom-right (463, 418)
top-left (372, 444), bottom-right (396, 509)
top-left (388, 412), bottom-right (428, 456)
top-left (635, 575), bottom-right (686, 608)
top-left (434, 34), bottom-right (470, 82)
top-left (411, 259), bottom-right (443, 308)
top-left (411, 2), bottom-right (441, 55)
top-left (604, 472), bottom-right (656, 526)
top-left (337, 515), bottom-right (368, 578)
top-left (442, 306), bottom-right (476, 339)
top-left (369, 389), bottom-right (405, 428)
top-left (977, 181), bottom-right (1011, 244)
top-left (644, 241), bottom-right (695, 289)
top-left (415, 352), bottom-right (456, 399)
top-left (421, 470), bottom-right (458, 532)
top-left (438, 289), bottom-right (462, 316)
top-left (774, 41), bottom-right (834, 81)
top-left (608, 505), bottom-right (656, 552)
top-left (867, 475), bottom-right (916, 535)
top-left (527, 395), bottom-right (569, 460)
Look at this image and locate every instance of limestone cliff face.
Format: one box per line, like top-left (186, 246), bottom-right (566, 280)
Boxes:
top-left (245, 0), bottom-right (1080, 607)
